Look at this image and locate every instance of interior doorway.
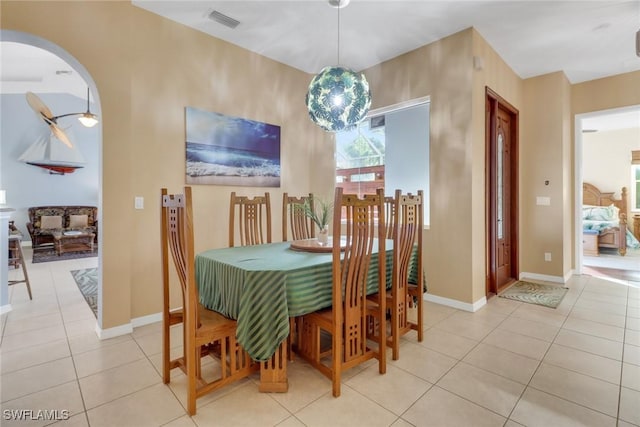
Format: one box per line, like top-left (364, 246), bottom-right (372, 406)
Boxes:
top-left (486, 87), bottom-right (519, 296)
top-left (575, 106), bottom-right (640, 280)
top-left (1, 30), bottom-right (103, 325)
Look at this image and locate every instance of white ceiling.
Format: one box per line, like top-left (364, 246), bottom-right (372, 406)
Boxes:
top-left (0, 42), bottom-right (87, 99)
top-left (131, 0), bottom-right (640, 83)
top-left (1, 0), bottom-right (639, 128)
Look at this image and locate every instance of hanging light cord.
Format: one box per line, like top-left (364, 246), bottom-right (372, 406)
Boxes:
top-left (337, 1), bottom-right (341, 65)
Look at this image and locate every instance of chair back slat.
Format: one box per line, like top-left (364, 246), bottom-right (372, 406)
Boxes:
top-left (282, 193), bottom-right (315, 241)
top-left (229, 192), bottom-right (272, 247)
top-left (384, 195), bottom-right (396, 239)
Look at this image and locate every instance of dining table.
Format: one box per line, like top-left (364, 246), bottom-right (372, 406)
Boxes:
top-left (195, 238), bottom-right (420, 392)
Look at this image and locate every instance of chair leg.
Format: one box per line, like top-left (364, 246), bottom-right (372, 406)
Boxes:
top-left (416, 299), bottom-right (423, 342)
top-left (288, 317), bottom-right (296, 361)
top-left (186, 343), bottom-right (198, 416)
top-left (331, 325), bottom-right (341, 397)
top-left (8, 241), bottom-right (32, 300)
top-left (162, 323), bottom-right (170, 384)
top-left (17, 244), bottom-right (32, 300)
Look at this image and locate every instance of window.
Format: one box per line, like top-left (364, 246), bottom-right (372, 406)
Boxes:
top-left (632, 150), bottom-right (640, 212)
top-left (335, 98), bottom-right (430, 224)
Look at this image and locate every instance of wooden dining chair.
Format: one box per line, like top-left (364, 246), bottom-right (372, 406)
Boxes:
top-left (297, 187), bottom-right (387, 397)
top-left (161, 187), bottom-right (256, 415)
top-left (370, 189), bottom-right (424, 360)
top-left (282, 192), bottom-right (315, 241)
top-left (229, 192), bottom-right (272, 247)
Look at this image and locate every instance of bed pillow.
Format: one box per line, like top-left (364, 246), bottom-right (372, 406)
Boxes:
top-left (40, 215), bottom-right (62, 229)
top-left (582, 204), bottom-right (618, 221)
top-left (69, 214), bottom-right (88, 228)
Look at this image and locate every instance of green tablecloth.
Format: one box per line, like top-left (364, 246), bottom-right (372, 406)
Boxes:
top-left (196, 240), bottom-right (420, 362)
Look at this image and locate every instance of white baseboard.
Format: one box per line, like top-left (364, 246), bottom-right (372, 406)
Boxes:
top-left (95, 322), bottom-right (133, 340)
top-left (519, 272), bottom-right (566, 284)
top-left (131, 312), bottom-right (162, 328)
top-left (0, 304), bottom-right (13, 315)
top-left (95, 312), bottom-right (162, 340)
top-left (564, 270), bottom-right (575, 283)
top-left (424, 293), bottom-right (487, 312)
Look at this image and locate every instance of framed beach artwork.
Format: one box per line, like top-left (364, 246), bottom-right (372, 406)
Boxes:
top-left (185, 107), bottom-right (281, 187)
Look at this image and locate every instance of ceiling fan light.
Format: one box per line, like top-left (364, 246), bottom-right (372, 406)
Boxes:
top-left (78, 112), bottom-right (98, 127)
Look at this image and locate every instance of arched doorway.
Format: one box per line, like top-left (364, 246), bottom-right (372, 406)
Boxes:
top-left (1, 29), bottom-right (103, 327)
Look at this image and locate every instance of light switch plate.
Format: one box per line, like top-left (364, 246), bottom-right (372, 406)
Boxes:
top-left (135, 196), bottom-right (144, 210)
top-left (536, 196), bottom-right (551, 206)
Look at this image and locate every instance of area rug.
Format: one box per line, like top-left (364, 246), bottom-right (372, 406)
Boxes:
top-left (70, 268), bottom-right (98, 317)
top-left (499, 281), bottom-right (568, 308)
top-left (33, 245), bottom-right (98, 264)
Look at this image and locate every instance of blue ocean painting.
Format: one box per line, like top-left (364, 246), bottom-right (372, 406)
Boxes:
top-left (185, 107), bottom-right (281, 187)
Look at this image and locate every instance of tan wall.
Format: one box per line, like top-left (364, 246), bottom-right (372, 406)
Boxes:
top-left (365, 28), bottom-right (523, 305)
top-left (2, 1), bottom-right (332, 328)
top-left (520, 72), bottom-right (572, 277)
top-left (561, 76), bottom-right (572, 275)
top-left (572, 71), bottom-right (640, 116)
top-left (365, 29), bottom-right (476, 303)
top-left (470, 30), bottom-right (523, 302)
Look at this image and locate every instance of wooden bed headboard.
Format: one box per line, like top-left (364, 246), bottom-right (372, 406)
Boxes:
top-left (583, 182), bottom-right (627, 213)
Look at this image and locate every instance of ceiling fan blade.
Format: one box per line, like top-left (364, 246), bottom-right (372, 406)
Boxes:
top-left (26, 91), bottom-right (54, 121)
top-left (50, 123), bottom-right (73, 148)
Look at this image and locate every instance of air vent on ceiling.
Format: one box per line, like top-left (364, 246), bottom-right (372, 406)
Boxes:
top-left (208, 10), bottom-right (240, 29)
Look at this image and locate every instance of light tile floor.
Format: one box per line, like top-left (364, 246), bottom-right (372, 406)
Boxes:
top-left (1, 248), bottom-right (639, 427)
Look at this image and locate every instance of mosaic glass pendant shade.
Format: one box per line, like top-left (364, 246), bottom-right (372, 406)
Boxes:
top-left (305, 66), bottom-right (372, 132)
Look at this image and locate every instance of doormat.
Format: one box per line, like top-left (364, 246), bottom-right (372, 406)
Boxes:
top-left (33, 246), bottom-right (98, 263)
top-left (499, 281), bottom-right (568, 309)
top-left (70, 268), bottom-right (98, 317)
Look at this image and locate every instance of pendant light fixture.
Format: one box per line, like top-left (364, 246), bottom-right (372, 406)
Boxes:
top-left (49, 87), bottom-right (99, 128)
top-left (305, 0), bottom-right (371, 132)
top-left (77, 87), bottom-right (99, 127)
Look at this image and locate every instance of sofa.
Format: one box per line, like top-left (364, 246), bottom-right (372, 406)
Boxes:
top-left (26, 206), bottom-right (98, 249)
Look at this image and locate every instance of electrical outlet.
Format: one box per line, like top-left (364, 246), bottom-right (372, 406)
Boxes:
top-left (544, 252), bottom-right (552, 262)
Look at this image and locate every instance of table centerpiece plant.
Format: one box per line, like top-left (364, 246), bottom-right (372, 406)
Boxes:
top-left (296, 196), bottom-right (333, 245)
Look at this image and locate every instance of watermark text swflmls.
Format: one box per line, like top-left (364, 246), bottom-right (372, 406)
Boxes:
top-left (3, 409), bottom-right (70, 421)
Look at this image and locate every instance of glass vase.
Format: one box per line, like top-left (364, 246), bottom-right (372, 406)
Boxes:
top-left (317, 226), bottom-right (329, 246)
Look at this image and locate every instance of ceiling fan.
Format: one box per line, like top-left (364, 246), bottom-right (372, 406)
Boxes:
top-left (26, 88), bottom-right (98, 148)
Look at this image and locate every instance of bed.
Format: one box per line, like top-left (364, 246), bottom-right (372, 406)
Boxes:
top-left (582, 182), bottom-right (640, 256)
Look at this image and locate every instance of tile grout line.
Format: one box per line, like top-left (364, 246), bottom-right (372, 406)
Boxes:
top-left (615, 284), bottom-right (631, 426)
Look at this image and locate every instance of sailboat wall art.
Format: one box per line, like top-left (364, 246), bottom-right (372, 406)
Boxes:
top-left (185, 107), bottom-right (281, 187)
top-left (19, 131), bottom-right (86, 175)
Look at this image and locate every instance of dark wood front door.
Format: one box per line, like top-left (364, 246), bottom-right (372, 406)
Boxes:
top-left (486, 88), bottom-right (519, 296)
